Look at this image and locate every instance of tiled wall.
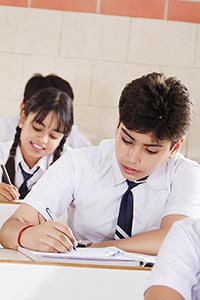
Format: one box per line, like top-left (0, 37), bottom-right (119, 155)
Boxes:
top-left (0, 0), bottom-right (200, 23)
top-left (0, 6), bottom-right (200, 162)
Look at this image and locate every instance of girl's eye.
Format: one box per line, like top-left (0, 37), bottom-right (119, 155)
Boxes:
top-left (122, 136), bottom-right (132, 145)
top-left (50, 134), bottom-right (58, 140)
top-left (32, 125), bottom-right (41, 131)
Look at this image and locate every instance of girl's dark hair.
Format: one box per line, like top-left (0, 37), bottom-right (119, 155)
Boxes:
top-left (23, 73), bottom-right (74, 102)
top-left (2, 87), bottom-right (73, 185)
top-left (119, 72), bottom-right (193, 144)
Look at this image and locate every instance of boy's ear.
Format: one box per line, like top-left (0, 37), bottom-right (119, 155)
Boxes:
top-left (169, 137), bottom-right (185, 157)
top-left (18, 110), bottom-right (26, 128)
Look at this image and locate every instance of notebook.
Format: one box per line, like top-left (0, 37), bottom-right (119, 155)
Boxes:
top-left (18, 246), bottom-right (155, 267)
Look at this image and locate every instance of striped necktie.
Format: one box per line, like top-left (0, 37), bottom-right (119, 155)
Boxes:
top-left (19, 163), bottom-right (39, 199)
top-left (115, 180), bottom-right (140, 239)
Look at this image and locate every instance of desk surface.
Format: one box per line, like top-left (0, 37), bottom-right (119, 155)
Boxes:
top-left (0, 248), bottom-right (151, 271)
top-left (0, 248), bottom-right (151, 300)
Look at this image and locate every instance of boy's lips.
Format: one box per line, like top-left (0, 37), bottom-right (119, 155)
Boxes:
top-left (122, 164), bottom-right (140, 175)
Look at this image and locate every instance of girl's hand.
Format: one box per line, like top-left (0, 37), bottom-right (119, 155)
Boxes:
top-left (19, 220), bottom-right (77, 253)
top-left (0, 182), bottom-right (20, 202)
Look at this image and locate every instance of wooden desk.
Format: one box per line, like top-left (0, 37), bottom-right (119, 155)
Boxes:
top-left (0, 248), bottom-right (151, 300)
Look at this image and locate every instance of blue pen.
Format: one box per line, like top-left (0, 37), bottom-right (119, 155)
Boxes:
top-left (105, 249), bottom-right (121, 257)
top-left (46, 207), bottom-right (76, 251)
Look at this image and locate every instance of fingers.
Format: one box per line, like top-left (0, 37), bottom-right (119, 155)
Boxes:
top-left (47, 221), bottom-right (77, 252)
top-left (0, 183), bottom-right (20, 202)
top-left (54, 221), bottom-right (77, 246)
top-left (21, 221), bottom-right (77, 253)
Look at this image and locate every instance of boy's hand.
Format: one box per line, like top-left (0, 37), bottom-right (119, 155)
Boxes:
top-left (19, 220), bottom-right (77, 253)
top-left (0, 182), bottom-right (20, 202)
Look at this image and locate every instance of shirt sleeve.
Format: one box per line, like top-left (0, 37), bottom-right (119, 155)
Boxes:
top-left (163, 162), bottom-right (200, 218)
top-left (145, 218), bottom-right (200, 300)
top-left (24, 150), bottom-right (75, 219)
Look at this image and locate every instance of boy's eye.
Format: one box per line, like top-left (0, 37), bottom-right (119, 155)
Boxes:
top-left (122, 136), bottom-right (132, 145)
top-left (146, 149), bottom-right (158, 154)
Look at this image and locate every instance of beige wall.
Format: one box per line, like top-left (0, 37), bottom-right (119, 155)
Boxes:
top-left (0, 6), bottom-right (200, 162)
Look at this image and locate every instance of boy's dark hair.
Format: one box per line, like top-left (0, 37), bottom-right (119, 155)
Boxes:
top-left (119, 72), bottom-right (193, 143)
top-left (2, 87), bottom-right (73, 198)
top-left (23, 73), bottom-right (74, 102)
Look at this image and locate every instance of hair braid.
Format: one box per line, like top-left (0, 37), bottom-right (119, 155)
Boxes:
top-left (52, 136), bottom-right (67, 163)
top-left (2, 126), bottom-right (21, 184)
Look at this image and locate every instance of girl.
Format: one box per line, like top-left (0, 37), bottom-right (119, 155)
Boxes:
top-left (0, 87), bottom-right (73, 202)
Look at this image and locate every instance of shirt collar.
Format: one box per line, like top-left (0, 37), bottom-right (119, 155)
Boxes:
top-left (16, 146), bottom-right (53, 173)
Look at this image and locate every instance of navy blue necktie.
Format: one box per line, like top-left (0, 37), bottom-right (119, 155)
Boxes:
top-left (115, 180), bottom-right (140, 239)
top-left (19, 163), bottom-right (39, 199)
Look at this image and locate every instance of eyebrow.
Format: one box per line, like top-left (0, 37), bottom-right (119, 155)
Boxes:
top-left (121, 127), bottom-right (164, 148)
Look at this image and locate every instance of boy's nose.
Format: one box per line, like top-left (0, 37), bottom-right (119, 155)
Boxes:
top-left (128, 147), bottom-right (141, 163)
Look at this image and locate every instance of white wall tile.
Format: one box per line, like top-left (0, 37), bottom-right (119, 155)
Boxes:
top-left (22, 56), bottom-right (92, 105)
top-left (0, 53), bottom-right (23, 103)
top-left (61, 12), bottom-right (130, 61)
top-left (128, 19), bottom-right (196, 67)
top-left (0, 99), bottom-right (19, 115)
top-left (187, 114), bottom-right (200, 163)
top-left (74, 104), bottom-right (118, 144)
top-left (0, 6), bottom-right (62, 56)
top-left (91, 62), bottom-right (161, 107)
top-left (195, 24), bottom-right (200, 68)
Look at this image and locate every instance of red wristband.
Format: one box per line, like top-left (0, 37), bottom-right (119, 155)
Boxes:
top-left (17, 224), bottom-right (34, 248)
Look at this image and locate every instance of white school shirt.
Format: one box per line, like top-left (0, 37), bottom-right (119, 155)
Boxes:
top-left (24, 139), bottom-right (200, 243)
top-left (0, 115), bottom-right (92, 148)
top-left (0, 141), bottom-right (69, 191)
top-left (145, 218), bottom-right (200, 300)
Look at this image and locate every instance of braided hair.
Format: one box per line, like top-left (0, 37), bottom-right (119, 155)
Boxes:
top-left (2, 127), bottom-right (21, 184)
top-left (2, 87), bottom-right (73, 185)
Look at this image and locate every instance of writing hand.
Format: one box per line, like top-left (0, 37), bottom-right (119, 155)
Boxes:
top-left (0, 182), bottom-right (20, 202)
top-left (19, 220), bottom-right (77, 253)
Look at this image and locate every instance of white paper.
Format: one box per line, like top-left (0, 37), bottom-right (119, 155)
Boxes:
top-left (18, 246), bottom-right (154, 265)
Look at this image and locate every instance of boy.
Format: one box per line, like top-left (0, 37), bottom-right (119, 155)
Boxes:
top-left (144, 217), bottom-right (200, 300)
top-left (0, 73), bottom-right (92, 148)
top-left (1, 72), bottom-right (200, 254)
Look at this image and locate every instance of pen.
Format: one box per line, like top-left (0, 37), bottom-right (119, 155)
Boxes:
top-left (46, 207), bottom-right (76, 251)
top-left (105, 249), bottom-right (122, 257)
top-left (0, 161), bottom-right (19, 199)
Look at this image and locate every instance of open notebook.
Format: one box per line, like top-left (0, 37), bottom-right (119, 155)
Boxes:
top-left (18, 246), bottom-right (155, 267)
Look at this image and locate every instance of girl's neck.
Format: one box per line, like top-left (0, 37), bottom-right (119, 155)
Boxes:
top-left (19, 144), bottom-right (39, 169)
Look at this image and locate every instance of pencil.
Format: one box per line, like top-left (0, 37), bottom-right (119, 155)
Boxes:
top-left (0, 161), bottom-right (19, 200)
top-left (0, 161), bottom-right (12, 185)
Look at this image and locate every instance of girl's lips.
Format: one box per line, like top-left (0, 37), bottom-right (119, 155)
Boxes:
top-left (30, 142), bottom-right (44, 152)
top-left (122, 164), bottom-right (140, 175)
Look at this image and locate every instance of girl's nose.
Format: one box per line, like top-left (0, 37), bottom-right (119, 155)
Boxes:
top-left (38, 133), bottom-right (48, 144)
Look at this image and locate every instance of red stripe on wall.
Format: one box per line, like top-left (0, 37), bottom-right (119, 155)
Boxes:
top-left (0, 0), bottom-right (28, 6)
top-left (168, 0), bottom-right (200, 23)
top-left (31, 0), bottom-right (97, 13)
top-left (100, 0), bottom-right (166, 19)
